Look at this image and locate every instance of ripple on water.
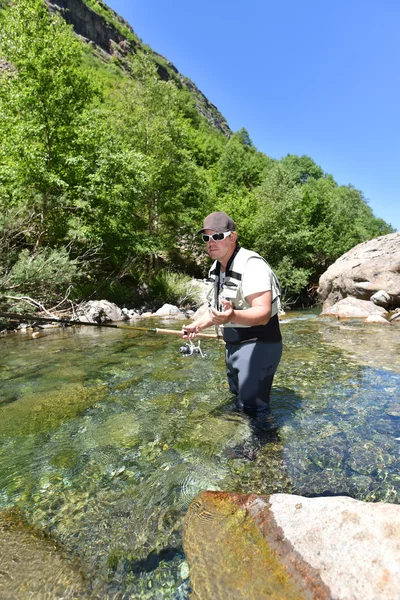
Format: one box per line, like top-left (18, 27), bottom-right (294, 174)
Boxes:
top-left (0, 315), bottom-right (399, 597)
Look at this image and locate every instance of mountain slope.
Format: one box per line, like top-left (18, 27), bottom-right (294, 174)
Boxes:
top-left (47, 0), bottom-right (231, 135)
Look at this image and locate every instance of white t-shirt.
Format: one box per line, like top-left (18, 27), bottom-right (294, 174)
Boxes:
top-left (242, 257), bottom-right (273, 299)
top-left (220, 257), bottom-right (273, 299)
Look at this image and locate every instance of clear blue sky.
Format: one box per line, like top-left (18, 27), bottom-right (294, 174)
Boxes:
top-left (105, 0), bottom-right (399, 231)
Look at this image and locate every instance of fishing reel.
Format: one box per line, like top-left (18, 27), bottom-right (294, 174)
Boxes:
top-left (178, 340), bottom-right (206, 358)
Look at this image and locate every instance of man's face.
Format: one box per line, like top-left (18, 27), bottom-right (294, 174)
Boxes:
top-left (203, 229), bottom-right (237, 266)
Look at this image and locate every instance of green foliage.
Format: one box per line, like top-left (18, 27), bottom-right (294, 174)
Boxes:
top-left (252, 163), bottom-right (394, 302)
top-left (0, 0), bottom-right (394, 310)
top-left (99, 53), bottom-right (210, 271)
top-left (280, 154), bottom-right (324, 184)
top-left (0, 247), bottom-right (79, 311)
top-left (0, 0), bottom-right (98, 246)
top-left (216, 128), bottom-right (273, 193)
top-left (0, 206), bottom-right (80, 310)
top-left (146, 270), bottom-right (202, 309)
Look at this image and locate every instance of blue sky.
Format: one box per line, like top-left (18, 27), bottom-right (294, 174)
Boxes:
top-left (105, 0), bottom-right (399, 231)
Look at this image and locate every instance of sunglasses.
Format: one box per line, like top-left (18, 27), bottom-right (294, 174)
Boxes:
top-left (201, 231), bottom-right (232, 243)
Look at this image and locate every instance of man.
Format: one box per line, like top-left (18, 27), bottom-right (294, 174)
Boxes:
top-left (182, 211), bottom-right (282, 419)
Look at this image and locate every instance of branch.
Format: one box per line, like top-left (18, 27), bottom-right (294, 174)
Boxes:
top-left (49, 285), bottom-right (72, 312)
top-left (3, 295), bottom-right (58, 318)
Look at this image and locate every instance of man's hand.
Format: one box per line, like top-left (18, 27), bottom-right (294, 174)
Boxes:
top-left (211, 299), bottom-right (234, 325)
top-left (181, 323), bottom-right (200, 340)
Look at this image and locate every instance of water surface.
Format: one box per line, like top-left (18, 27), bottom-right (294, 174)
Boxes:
top-left (0, 313), bottom-right (399, 598)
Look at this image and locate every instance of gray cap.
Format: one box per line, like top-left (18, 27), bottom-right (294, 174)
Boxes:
top-left (197, 211), bottom-right (236, 234)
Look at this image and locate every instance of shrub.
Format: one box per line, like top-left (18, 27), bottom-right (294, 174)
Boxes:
top-left (0, 247), bottom-right (80, 310)
top-left (146, 270), bottom-right (202, 309)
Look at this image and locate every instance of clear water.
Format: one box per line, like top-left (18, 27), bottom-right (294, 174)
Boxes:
top-left (0, 313), bottom-right (399, 598)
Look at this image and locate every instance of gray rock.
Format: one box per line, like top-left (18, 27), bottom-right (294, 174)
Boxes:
top-left (370, 289), bottom-right (391, 308)
top-left (76, 300), bottom-right (127, 322)
top-left (318, 232), bottom-right (400, 312)
top-left (269, 493), bottom-right (400, 600)
top-left (154, 303), bottom-right (184, 317)
top-left (321, 296), bottom-right (387, 319)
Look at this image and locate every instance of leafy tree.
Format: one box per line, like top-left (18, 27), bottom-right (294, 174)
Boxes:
top-left (253, 164), bottom-right (313, 284)
top-left (253, 160), bottom-right (394, 302)
top-left (216, 128), bottom-right (273, 194)
top-left (0, 0), bottom-right (97, 247)
top-left (280, 154), bottom-right (324, 185)
top-left (105, 54), bottom-right (210, 273)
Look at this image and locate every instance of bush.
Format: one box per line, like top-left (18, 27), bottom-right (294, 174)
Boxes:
top-left (0, 247), bottom-right (80, 310)
top-left (146, 270), bottom-right (202, 309)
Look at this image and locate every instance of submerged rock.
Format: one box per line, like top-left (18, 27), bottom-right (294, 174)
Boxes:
top-left (0, 510), bottom-right (90, 599)
top-left (183, 491), bottom-right (400, 600)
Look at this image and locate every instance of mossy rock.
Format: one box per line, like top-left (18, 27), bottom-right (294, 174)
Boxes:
top-left (0, 383), bottom-right (108, 437)
top-left (0, 508), bottom-right (90, 599)
top-left (92, 412), bottom-right (141, 448)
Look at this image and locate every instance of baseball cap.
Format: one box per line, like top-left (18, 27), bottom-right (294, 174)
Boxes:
top-left (197, 211), bottom-right (236, 234)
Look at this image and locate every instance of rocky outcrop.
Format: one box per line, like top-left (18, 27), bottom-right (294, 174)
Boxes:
top-left (47, 0), bottom-right (134, 55)
top-left (47, 0), bottom-right (231, 136)
top-left (320, 296), bottom-right (388, 319)
top-left (76, 299), bottom-right (127, 322)
top-left (183, 491), bottom-right (400, 600)
top-left (318, 232), bottom-right (400, 319)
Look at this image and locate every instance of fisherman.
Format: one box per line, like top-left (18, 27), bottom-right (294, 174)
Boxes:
top-left (182, 211), bottom-right (282, 420)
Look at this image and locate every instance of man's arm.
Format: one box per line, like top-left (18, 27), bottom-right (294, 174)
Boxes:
top-left (210, 290), bottom-right (272, 327)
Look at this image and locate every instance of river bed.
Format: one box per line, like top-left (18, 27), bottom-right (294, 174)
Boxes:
top-left (0, 312), bottom-right (399, 598)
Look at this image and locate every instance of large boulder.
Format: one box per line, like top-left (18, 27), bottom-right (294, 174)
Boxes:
top-left (154, 303), bottom-right (185, 318)
top-left (318, 232), bottom-right (400, 314)
top-left (183, 491), bottom-right (400, 600)
top-left (320, 296), bottom-right (388, 319)
top-left (76, 300), bottom-right (127, 322)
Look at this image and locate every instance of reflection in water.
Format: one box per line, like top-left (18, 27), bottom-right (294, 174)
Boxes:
top-left (0, 313), bottom-right (399, 597)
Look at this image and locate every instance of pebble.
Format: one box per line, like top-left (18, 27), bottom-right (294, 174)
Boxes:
top-left (180, 561), bottom-right (190, 580)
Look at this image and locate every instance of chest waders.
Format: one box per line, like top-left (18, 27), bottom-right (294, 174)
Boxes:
top-left (207, 246), bottom-right (283, 415)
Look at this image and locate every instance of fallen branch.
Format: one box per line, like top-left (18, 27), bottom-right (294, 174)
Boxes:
top-left (3, 295), bottom-right (58, 318)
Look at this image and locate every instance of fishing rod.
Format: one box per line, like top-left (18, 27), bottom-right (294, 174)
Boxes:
top-left (0, 311), bottom-right (217, 340)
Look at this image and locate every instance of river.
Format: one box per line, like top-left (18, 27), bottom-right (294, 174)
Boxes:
top-left (0, 312), bottom-right (399, 598)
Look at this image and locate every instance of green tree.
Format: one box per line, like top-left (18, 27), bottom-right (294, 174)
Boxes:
top-left (0, 0), bottom-right (97, 247)
top-left (280, 154), bottom-right (324, 185)
top-left (106, 54), bottom-right (209, 274)
top-left (253, 163), bottom-right (314, 300)
top-left (253, 160), bottom-right (394, 302)
top-left (216, 128), bottom-right (273, 194)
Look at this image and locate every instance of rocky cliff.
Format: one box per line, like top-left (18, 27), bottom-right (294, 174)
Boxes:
top-left (47, 0), bottom-right (231, 136)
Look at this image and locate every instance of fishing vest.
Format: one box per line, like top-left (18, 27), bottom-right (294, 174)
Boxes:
top-left (207, 246), bottom-right (282, 343)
